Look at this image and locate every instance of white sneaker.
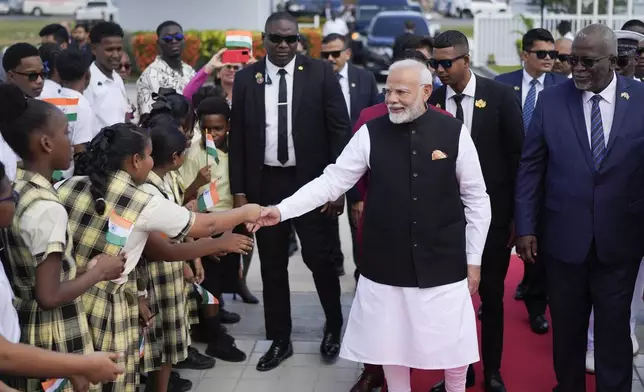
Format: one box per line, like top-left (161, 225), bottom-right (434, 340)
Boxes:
top-left (585, 350), bottom-right (595, 374)
top-left (633, 335), bottom-right (639, 356)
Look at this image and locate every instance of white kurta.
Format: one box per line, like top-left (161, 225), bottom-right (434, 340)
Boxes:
top-left (277, 118), bottom-right (492, 369)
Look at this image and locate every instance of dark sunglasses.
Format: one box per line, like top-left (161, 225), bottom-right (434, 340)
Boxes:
top-left (161, 33), bottom-right (184, 43)
top-left (119, 63), bottom-right (131, 71)
top-left (321, 50), bottom-right (344, 59)
top-left (569, 55), bottom-right (609, 68)
top-left (0, 190), bottom-right (18, 204)
top-left (265, 33), bottom-right (299, 45)
top-left (428, 54), bottom-right (467, 70)
top-left (224, 64), bottom-right (241, 71)
top-left (527, 50), bottom-right (558, 60)
top-left (13, 71), bottom-right (46, 82)
top-left (557, 54), bottom-right (571, 63)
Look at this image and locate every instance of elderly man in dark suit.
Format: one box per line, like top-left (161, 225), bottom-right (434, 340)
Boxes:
top-left (516, 24), bottom-right (644, 392)
top-left (428, 30), bottom-right (524, 392)
top-left (320, 32), bottom-right (379, 278)
top-left (229, 12), bottom-right (351, 372)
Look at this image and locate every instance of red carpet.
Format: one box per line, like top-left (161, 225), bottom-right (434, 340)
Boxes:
top-left (405, 255), bottom-right (597, 392)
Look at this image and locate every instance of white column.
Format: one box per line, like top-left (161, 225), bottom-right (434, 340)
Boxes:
top-left (607, 0), bottom-right (614, 27)
top-left (576, 0), bottom-right (583, 31)
top-left (627, 0), bottom-right (634, 18)
top-left (592, 0), bottom-right (599, 23)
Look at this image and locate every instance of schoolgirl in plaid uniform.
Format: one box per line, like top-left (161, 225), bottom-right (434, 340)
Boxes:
top-left (0, 84), bottom-right (125, 391)
top-left (57, 123), bottom-right (263, 391)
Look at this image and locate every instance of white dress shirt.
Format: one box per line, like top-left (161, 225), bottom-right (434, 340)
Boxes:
top-left (521, 69), bottom-right (546, 107)
top-left (40, 79), bottom-right (61, 98)
top-left (582, 72), bottom-right (617, 146)
top-left (0, 134), bottom-right (18, 181)
top-left (84, 62), bottom-right (130, 129)
top-left (338, 62), bottom-right (351, 118)
top-left (446, 71), bottom-right (476, 132)
top-left (264, 57), bottom-right (297, 167)
top-left (0, 257), bottom-right (20, 343)
top-left (277, 121), bottom-right (492, 266)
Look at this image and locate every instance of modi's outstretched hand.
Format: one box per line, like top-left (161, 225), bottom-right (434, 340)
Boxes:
top-left (245, 206), bottom-right (282, 233)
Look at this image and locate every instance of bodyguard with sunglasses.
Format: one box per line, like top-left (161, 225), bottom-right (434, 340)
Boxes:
top-left (229, 12), bottom-right (350, 372)
top-left (515, 24), bottom-right (644, 392)
top-left (136, 21), bottom-right (196, 116)
top-left (428, 30), bottom-right (524, 392)
top-left (553, 38), bottom-right (573, 78)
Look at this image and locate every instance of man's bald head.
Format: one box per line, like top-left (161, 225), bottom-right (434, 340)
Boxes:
top-left (575, 24), bottom-right (618, 57)
top-left (571, 24), bottom-right (617, 93)
top-left (553, 38), bottom-right (573, 76)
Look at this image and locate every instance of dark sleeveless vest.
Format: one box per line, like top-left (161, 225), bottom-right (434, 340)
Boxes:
top-left (360, 108), bottom-right (467, 288)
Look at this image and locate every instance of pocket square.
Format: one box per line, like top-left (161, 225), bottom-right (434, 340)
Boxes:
top-left (432, 150), bottom-right (448, 160)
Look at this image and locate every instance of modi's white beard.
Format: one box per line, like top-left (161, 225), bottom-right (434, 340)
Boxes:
top-left (388, 95), bottom-right (426, 124)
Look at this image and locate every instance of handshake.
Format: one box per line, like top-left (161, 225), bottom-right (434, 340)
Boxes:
top-left (238, 203), bottom-right (282, 232)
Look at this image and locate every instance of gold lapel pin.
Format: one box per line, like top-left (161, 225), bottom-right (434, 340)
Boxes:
top-left (475, 99), bottom-right (487, 108)
top-left (621, 92), bottom-right (630, 100)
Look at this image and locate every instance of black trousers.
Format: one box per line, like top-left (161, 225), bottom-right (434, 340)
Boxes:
top-left (545, 245), bottom-right (639, 392)
top-left (255, 166), bottom-right (343, 341)
top-left (198, 255), bottom-right (223, 348)
top-left (327, 213), bottom-right (360, 269)
top-left (522, 257), bottom-right (548, 317)
top-left (478, 226), bottom-right (512, 377)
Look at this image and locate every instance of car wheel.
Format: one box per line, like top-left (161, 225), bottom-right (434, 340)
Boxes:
top-left (32, 7), bottom-right (43, 16)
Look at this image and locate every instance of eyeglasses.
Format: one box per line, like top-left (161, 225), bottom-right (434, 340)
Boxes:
top-left (13, 71), bottom-right (46, 82)
top-left (161, 33), bottom-right (184, 43)
top-left (321, 50), bottom-right (344, 59)
top-left (527, 50), bottom-right (558, 60)
top-left (0, 190), bottom-right (18, 204)
top-left (119, 63), bottom-right (131, 71)
top-left (569, 55), bottom-right (609, 68)
top-left (557, 54), bottom-right (571, 63)
top-left (224, 64), bottom-right (241, 71)
top-left (428, 55), bottom-right (467, 70)
top-left (265, 33), bottom-right (299, 45)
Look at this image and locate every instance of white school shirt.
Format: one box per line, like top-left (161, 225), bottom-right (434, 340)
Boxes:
top-left (0, 257), bottom-right (20, 343)
top-left (264, 57), bottom-right (296, 167)
top-left (0, 134), bottom-right (18, 181)
top-left (84, 62), bottom-right (130, 129)
top-left (277, 121), bottom-right (492, 266)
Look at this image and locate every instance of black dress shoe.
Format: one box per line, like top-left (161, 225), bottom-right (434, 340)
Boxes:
top-left (484, 372), bottom-right (506, 392)
top-left (220, 309), bottom-right (241, 324)
top-left (514, 282), bottom-right (527, 300)
top-left (336, 265), bottom-right (346, 277)
top-left (174, 346), bottom-right (216, 370)
top-left (529, 314), bottom-right (549, 334)
top-left (354, 268), bottom-right (360, 282)
top-left (168, 376), bottom-right (192, 392)
top-left (206, 333), bottom-right (247, 363)
top-left (477, 304), bottom-right (483, 320)
top-left (430, 364), bottom-right (476, 391)
top-left (256, 340), bottom-right (293, 371)
top-left (320, 329), bottom-right (341, 363)
top-left (350, 366), bottom-right (385, 392)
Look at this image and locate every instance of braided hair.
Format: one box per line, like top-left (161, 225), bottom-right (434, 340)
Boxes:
top-left (0, 83), bottom-right (58, 161)
top-left (75, 123), bottom-right (150, 215)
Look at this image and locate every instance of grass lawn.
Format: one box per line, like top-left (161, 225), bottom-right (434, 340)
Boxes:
top-left (0, 18), bottom-right (70, 46)
top-left (450, 24), bottom-right (473, 38)
top-left (488, 64), bottom-right (521, 74)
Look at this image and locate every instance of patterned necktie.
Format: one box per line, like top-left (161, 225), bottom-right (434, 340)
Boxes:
top-left (277, 69), bottom-right (288, 165)
top-left (452, 94), bottom-right (464, 123)
top-left (522, 79), bottom-right (538, 134)
top-left (590, 94), bottom-right (606, 171)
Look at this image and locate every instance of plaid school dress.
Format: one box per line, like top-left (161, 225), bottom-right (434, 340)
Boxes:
top-left (57, 170), bottom-right (152, 392)
top-left (165, 171), bottom-right (200, 328)
top-left (2, 170), bottom-right (94, 392)
top-left (138, 171), bottom-right (190, 371)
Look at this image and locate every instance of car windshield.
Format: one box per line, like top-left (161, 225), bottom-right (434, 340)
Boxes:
top-left (371, 16), bottom-right (428, 36)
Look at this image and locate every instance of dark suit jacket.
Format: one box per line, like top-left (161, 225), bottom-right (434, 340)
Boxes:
top-left (494, 69), bottom-right (568, 103)
top-left (428, 76), bottom-right (524, 228)
top-left (515, 76), bottom-right (644, 264)
top-left (229, 55), bottom-right (351, 202)
top-left (345, 64), bottom-right (379, 204)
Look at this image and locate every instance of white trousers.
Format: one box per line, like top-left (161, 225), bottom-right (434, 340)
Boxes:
top-left (587, 258), bottom-right (644, 351)
top-left (382, 365), bottom-right (468, 392)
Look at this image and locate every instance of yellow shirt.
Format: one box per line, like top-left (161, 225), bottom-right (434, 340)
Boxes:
top-left (179, 142), bottom-right (233, 212)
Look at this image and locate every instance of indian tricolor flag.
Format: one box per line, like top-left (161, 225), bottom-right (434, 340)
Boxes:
top-left (42, 97), bottom-right (79, 122)
top-left (225, 30), bottom-right (253, 49)
top-left (197, 182), bottom-right (219, 212)
top-left (106, 212), bottom-right (134, 247)
top-left (139, 335), bottom-right (145, 359)
top-left (205, 134), bottom-right (219, 164)
top-left (194, 283), bottom-right (218, 305)
top-left (42, 378), bottom-right (68, 392)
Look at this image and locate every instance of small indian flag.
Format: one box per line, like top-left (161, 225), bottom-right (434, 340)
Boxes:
top-left (225, 30), bottom-right (253, 49)
top-left (106, 212), bottom-right (134, 247)
top-left (197, 182), bottom-right (219, 212)
top-left (42, 97), bottom-right (79, 122)
top-left (194, 283), bottom-right (218, 305)
top-left (42, 378), bottom-right (67, 392)
top-left (205, 134), bottom-right (219, 164)
top-left (139, 335), bottom-right (145, 359)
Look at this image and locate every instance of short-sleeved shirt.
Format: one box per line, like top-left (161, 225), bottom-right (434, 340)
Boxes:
top-left (0, 134), bottom-right (18, 181)
top-left (179, 143), bottom-right (233, 212)
top-left (0, 257), bottom-right (19, 343)
top-left (84, 62), bottom-right (130, 129)
top-left (40, 79), bottom-right (62, 99)
top-left (136, 56), bottom-right (195, 115)
top-left (18, 200), bottom-right (69, 262)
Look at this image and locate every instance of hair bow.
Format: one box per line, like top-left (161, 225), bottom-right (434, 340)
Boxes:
top-left (43, 61), bottom-right (50, 74)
